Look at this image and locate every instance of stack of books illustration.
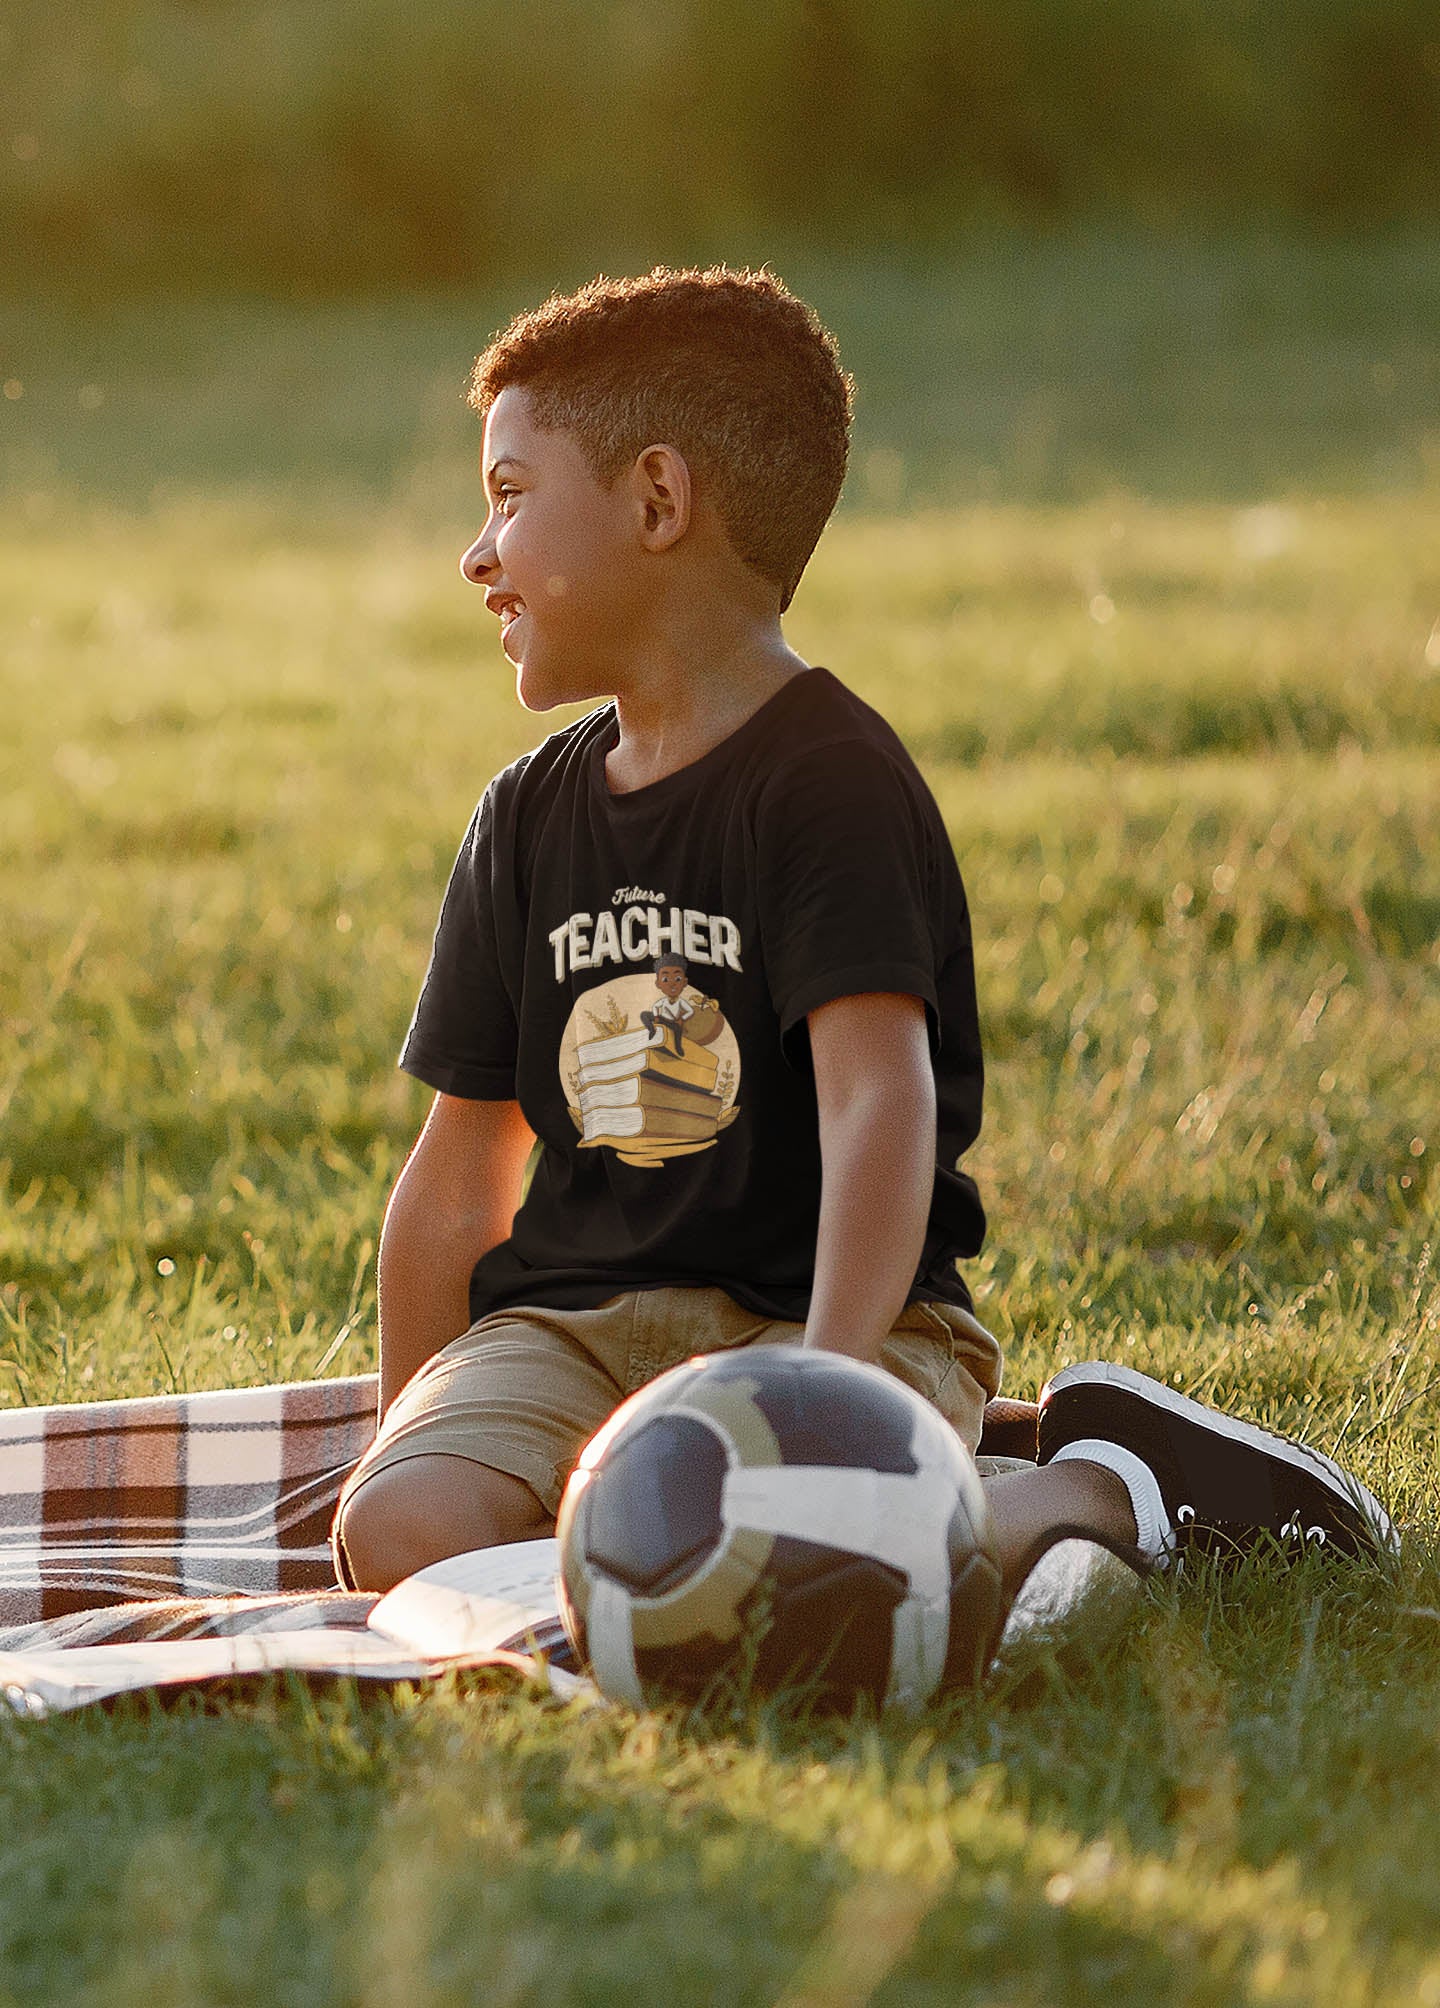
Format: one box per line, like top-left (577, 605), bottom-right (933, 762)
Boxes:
top-left (574, 1024), bottom-right (726, 1164)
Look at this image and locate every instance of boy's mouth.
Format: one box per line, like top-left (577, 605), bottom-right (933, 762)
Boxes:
top-left (485, 591), bottom-right (526, 649)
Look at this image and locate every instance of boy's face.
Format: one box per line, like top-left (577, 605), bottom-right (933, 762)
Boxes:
top-left (655, 963), bottom-right (687, 1000)
top-left (460, 387), bottom-right (646, 712)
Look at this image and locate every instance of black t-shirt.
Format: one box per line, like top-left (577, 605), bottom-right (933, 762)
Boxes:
top-left (401, 666), bottom-right (987, 1326)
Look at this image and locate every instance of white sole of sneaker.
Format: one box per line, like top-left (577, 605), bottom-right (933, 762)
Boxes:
top-left (1043, 1361), bottom-right (1400, 1557)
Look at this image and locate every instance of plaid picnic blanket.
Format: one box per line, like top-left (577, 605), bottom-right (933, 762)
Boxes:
top-left (0, 1374), bottom-right (377, 1630)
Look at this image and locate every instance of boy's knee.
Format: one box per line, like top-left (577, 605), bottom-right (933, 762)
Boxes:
top-left (334, 1453), bottom-right (549, 1592)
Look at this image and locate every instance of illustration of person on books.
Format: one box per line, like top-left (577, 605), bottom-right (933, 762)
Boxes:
top-left (561, 966), bottom-right (739, 1167)
top-left (640, 955), bottom-right (707, 1057)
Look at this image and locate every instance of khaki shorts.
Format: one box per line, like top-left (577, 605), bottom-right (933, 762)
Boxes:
top-left (334, 1287), bottom-right (1003, 1566)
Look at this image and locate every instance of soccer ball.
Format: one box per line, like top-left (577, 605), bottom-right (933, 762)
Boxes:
top-left (556, 1344), bottom-right (1004, 1712)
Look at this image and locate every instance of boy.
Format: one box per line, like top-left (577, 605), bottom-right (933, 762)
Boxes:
top-left (333, 268), bottom-right (1394, 1607)
top-left (640, 955), bottom-right (699, 1058)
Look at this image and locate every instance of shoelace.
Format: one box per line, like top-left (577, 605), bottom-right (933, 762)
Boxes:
top-left (1174, 1501), bottom-right (1329, 1545)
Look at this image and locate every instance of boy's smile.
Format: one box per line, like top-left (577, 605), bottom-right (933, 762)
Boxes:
top-left (460, 387), bottom-right (645, 712)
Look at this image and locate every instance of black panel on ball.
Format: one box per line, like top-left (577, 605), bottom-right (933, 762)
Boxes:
top-left (700, 1351), bottom-right (918, 1474)
top-left (748, 1541), bottom-right (908, 1704)
top-left (632, 1540), bottom-right (908, 1708)
top-left (631, 1632), bottom-right (729, 1705)
top-left (942, 1494), bottom-right (1005, 1689)
top-left (585, 1414), bottom-right (728, 1596)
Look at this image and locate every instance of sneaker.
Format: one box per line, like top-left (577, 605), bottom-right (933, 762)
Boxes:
top-left (1037, 1361), bottom-right (1399, 1564)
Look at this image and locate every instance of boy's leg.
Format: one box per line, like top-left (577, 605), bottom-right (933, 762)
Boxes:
top-left (338, 1297), bottom-right (1394, 1599)
top-left (337, 1456), bottom-right (550, 1592)
top-left (333, 1303), bottom-right (635, 1592)
top-left (982, 1460), bottom-right (1139, 1598)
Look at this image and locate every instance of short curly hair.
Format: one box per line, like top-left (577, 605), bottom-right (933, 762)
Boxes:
top-left (468, 266), bottom-right (852, 611)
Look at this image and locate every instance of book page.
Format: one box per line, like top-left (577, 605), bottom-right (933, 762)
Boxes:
top-left (991, 1535), bottom-right (1145, 1677)
top-left (368, 1538), bottom-right (562, 1657)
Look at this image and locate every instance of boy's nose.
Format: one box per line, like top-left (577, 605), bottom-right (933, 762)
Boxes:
top-left (459, 532), bottom-right (496, 585)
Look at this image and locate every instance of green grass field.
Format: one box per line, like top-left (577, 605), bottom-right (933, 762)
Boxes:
top-left (2, 260), bottom-right (1439, 2003)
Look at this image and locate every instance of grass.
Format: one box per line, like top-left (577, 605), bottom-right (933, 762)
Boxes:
top-left (4, 231), bottom-right (1439, 512)
top-left (1, 264), bottom-right (1439, 2003)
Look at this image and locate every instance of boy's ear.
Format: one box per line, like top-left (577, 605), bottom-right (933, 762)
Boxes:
top-left (631, 444), bottom-right (691, 554)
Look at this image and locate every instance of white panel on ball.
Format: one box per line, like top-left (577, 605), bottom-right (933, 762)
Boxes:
top-left (720, 1465), bottom-right (957, 1602)
top-left (585, 1574), bottom-right (644, 1708)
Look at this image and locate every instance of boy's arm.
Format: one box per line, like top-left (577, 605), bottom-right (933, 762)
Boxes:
top-left (376, 1090), bottom-right (536, 1417)
top-left (804, 991), bottom-right (936, 1364)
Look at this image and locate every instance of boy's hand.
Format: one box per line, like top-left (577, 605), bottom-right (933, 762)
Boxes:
top-left (377, 1092), bottom-right (535, 1415)
top-left (804, 991), bottom-right (935, 1365)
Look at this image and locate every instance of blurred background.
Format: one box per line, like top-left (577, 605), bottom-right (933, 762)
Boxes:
top-left (3, 0), bottom-right (1439, 517)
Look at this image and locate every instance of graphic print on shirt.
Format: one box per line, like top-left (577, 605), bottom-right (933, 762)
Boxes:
top-left (558, 964), bottom-right (742, 1169)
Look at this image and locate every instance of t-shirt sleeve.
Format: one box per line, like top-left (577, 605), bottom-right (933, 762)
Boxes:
top-left (399, 789), bottom-right (520, 1099)
top-left (753, 741), bottom-right (942, 1069)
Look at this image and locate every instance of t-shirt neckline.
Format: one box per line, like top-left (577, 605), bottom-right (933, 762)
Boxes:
top-left (587, 665), bottom-right (826, 810)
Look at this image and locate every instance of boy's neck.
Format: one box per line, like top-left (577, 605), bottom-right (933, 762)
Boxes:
top-left (604, 624), bottom-right (810, 795)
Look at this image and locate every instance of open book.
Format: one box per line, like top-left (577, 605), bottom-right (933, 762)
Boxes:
top-left (0, 1540), bottom-right (588, 1718)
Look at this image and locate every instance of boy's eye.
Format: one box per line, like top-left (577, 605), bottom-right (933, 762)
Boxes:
top-left (495, 486), bottom-right (519, 515)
